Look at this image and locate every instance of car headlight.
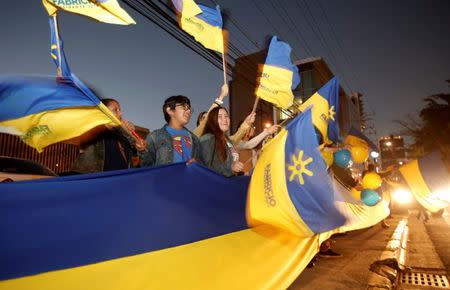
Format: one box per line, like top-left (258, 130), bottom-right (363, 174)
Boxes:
top-left (392, 188), bottom-right (414, 204)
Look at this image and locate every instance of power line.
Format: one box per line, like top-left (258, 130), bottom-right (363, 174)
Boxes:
top-left (316, 0), bottom-right (361, 91)
top-left (294, 0), bottom-right (354, 93)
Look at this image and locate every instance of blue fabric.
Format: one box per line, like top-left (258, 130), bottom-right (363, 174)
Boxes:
top-left (265, 36), bottom-right (300, 89)
top-left (418, 151), bottom-right (450, 193)
top-left (197, 4), bottom-right (222, 28)
top-left (49, 16), bottom-right (71, 77)
top-left (0, 75), bottom-right (100, 122)
top-left (284, 109), bottom-right (346, 233)
top-left (318, 77), bottom-right (340, 143)
top-left (0, 163), bottom-right (250, 280)
top-left (165, 126), bottom-right (193, 162)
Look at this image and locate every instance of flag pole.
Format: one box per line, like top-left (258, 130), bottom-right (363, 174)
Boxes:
top-left (52, 14), bottom-right (62, 78)
top-left (251, 96), bottom-right (260, 113)
top-left (222, 53), bottom-right (227, 85)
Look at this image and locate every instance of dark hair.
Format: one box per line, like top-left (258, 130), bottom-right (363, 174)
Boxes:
top-left (163, 95), bottom-right (191, 123)
top-left (203, 106), bottom-right (229, 161)
top-left (196, 111), bottom-right (207, 126)
top-left (101, 98), bottom-right (119, 107)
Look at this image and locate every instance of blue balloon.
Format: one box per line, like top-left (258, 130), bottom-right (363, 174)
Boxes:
top-left (333, 149), bottom-right (352, 168)
top-left (361, 189), bottom-right (381, 206)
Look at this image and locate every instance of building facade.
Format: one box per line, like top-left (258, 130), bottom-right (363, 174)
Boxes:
top-left (230, 54), bottom-right (362, 139)
top-left (379, 135), bottom-right (407, 170)
top-left (0, 126), bottom-right (149, 174)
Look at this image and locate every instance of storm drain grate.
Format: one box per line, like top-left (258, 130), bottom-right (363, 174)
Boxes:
top-left (400, 272), bottom-right (450, 288)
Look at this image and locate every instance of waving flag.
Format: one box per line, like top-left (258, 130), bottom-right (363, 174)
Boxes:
top-left (399, 151), bottom-right (450, 212)
top-left (299, 77), bottom-right (340, 143)
top-left (345, 126), bottom-right (378, 151)
top-left (247, 108), bottom-right (346, 236)
top-left (49, 16), bottom-right (71, 78)
top-left (172, 0), bottom-right (224, 53)
top-left (42, 0), bottom-right (136, 25)
top-left (255, 36), bottom-right (300, 109)
top-left (0, 75), bottom-right (120, 152)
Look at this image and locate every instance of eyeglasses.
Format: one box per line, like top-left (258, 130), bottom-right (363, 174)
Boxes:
top-left (175, 104), bottom-right (193, 113)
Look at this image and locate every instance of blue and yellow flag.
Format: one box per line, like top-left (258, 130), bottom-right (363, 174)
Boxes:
top-left (299, 77), bottom-right (340, 143)
top-left (0, 75), bottom-right (120, 152)
top-left (247, 108), bottom-right (346, 236)
top-left (345, 126), bottom-right (378, 151)
top-left (399, 151), bottom-right (450, 213)
top-left (49, 16), bottom-right (71, 78)
top-left (255, 36), bottom-right (300, 109)
top-left (42, 0), bottom-right (136, 25)
top-left (171, 0), bottom-right (224, 53)
top-left (0, 163), bottom-right (319, 290)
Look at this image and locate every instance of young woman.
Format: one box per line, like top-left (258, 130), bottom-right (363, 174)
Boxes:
top-left (200, 106), bottom-right (243, 177)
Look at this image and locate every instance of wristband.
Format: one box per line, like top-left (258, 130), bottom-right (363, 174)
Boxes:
top-left (214, 98), bottom-right (223, 105)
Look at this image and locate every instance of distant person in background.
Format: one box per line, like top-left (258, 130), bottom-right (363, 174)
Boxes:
top-left (141, 95), bottom-right (201, 167)
top-left (71, 98), bottom-right (146, 173)
top-left (196, 111), bottom-right (207, 127)
top-left (200, 106), bottom-right (243, 177)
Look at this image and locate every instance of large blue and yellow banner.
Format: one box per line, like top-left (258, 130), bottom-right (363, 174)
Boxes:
top-left (172, 0), bottom-right (224, 53)
top-left (399, 151), bottom-right (450, 213)
top-left (42, 0), bottom-right (136, 25)
top-left (0, 163), bottom-right (320, 290)
top-left (247, 108), bottom-right (346, 236)
top-left (299, 77), bottom-right (340, 143)
top-left (0, 161), bottom-right (392, 289)
top-left (0, 75), bottom-right (120, 152)
top-left (255, 36), bottom-right (300, 109)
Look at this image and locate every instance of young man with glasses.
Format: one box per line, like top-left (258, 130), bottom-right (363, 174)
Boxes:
top-left (140, 95), bottom-right (202, 167)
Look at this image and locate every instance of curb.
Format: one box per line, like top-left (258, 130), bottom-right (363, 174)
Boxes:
top-left (367, 218), bottom-right (409, 290)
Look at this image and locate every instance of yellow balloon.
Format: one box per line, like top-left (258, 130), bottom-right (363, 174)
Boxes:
top-left (321, 150), bottom-right (334, 168)
top-left (362, 172), bottom-right (382, 189)
top-left (350, 146), bottom-right (369, 163)
top-left (350, 187), bottom-right (361, 200)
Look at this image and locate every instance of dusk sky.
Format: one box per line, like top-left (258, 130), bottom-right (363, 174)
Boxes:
top-left (1, 0), bottom-right (449, 141)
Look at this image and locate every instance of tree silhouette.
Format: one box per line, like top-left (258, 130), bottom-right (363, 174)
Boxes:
top-left (396, 80), bottom-right (450, 166)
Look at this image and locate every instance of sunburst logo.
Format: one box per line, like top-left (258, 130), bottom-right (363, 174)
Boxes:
top-left (328, 105), bottom-right (336, 121)
top-left (287, 150), bottom-right (313, 185)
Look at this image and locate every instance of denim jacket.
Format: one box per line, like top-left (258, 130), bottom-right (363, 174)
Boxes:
top-left (140, 125), bottom-right (201, 167)
top-left (199, 133), bottom-right (235, 177)
top-left (71, 127), bottom-right (134, 174)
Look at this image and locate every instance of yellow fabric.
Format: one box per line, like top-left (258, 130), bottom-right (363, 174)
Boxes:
top-left (179, 15), bottom-right (224, 53)
top-left (247, 128), bottom-right (314, 237)
top-left (0, 225), bottom-right (321, 290)
top-left (298, 91), bottom-right (330, 143)
top-left (179, 0), bottom-right (202, 18)
top-left (42, 0), bottom-right (136, 25)
top-left (399, 160), bottom-right (448, 213)
top-left (0, 104), bottom-right (120, 152)
top-left (255, 64), bottom-right (294, 109)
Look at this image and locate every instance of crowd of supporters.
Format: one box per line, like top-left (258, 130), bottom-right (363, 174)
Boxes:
top-left (71, 84), bottom-right (276, 176)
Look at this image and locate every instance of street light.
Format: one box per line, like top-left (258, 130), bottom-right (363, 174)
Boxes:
top-left (370, 151), bottom-right (379, 158)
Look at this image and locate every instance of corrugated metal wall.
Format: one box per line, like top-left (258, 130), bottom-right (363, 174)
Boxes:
top-left (0, 133), bottom-right (79, 173)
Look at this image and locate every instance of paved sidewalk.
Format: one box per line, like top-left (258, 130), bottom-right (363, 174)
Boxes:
top-left (289, 216), bottom-right (403, 290)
